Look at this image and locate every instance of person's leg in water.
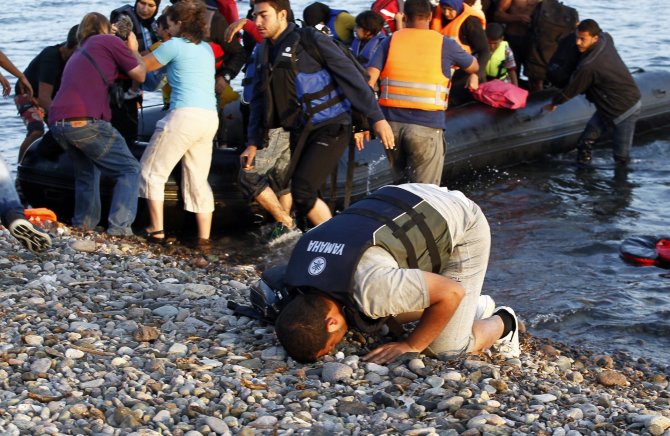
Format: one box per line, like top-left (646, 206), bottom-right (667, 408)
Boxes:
top-left (575, 112), bottom-right (608, 164)
top-left (611, 105), bottom-right (641, 165)
top-left (291, 124), bottom-right (350, 226)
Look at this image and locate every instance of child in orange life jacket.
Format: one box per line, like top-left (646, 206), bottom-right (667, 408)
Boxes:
top-left (485, 23), bottom-right (518, 86)
top-left (351, 11), bottom-right (388, 67)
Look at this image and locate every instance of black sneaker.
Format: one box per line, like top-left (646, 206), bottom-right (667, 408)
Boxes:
top-left (267, 223), bottom-right (301, 243)
top-left (8, 218), bottom-right (52, 254)
top-left (576, 148), bottom-right (592, 164)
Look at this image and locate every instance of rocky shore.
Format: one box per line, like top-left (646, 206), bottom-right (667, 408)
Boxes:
top-left (0, 226), bottom-right (669, 436)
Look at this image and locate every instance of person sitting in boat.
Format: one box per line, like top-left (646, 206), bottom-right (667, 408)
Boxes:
top-left (544, 19), bottom-right (642, 165)
top-left (14, 25), bottom-right (78, 163)
top-left (351, 10), bottom-right (388, 67)
top-left (110, 0), bottom-right (162, 147)
top-left (273, 183), bottom-right (520, 364)
top-left (138, 0), bottom-right (219, 250)
top-left (0, 157), bottom-right (52, 254)
top-left (485, 22), bottom-right (518, 86)
top-left (240, 0), bottom-right (395, 229)
top-left (367, 0), bottom-right (478, 185)
top-left (303, 2), bottom-right (356, 46)
top-left (430, 0), bottom-right (490, 106)
top-left (48, 12), bottom-right (146, 237)
top-left (493, 0), bottom-right (540, 88)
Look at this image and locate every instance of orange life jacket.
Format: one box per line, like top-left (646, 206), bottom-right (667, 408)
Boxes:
top-left (430, 3), bottom-right (486, 53)
top-left (24, 208), bottom-right (57, 223)
top-left (378, 29), bottom-right (450, 111)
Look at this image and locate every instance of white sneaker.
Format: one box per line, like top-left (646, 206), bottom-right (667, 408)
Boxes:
top-left (475, 294), bottom-right (496, 320)
top-left (492, 306), bottom-right (520, 359)
top-left (8, 218), bottom-right (52, 254)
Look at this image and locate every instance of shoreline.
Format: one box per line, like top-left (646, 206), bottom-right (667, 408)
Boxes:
top-left (0, 227), bottom-right (668, 435)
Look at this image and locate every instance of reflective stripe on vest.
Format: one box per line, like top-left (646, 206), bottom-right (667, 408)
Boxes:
top-left (431, 4), bottom-right (486, 54)
top-left (485, 40), bottom-right (509, 80)
top-left (378, 29), bottom-right (450, 111)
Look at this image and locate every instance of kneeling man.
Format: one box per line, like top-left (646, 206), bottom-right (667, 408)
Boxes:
top-left (275, 183), bottom-right (519, 364)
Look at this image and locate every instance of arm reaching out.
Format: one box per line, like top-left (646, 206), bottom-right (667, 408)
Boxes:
top-left (363, 272), bottom-right (464, 364)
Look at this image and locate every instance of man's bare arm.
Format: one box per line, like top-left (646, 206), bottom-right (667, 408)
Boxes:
top-left (363, 272), bottom-right (464, 364)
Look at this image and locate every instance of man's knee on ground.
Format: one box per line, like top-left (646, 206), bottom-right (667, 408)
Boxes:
top-left (275, 293), bottom-right (331, 363)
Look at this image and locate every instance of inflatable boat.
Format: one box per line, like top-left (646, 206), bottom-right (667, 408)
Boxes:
top-left (16, 69), bottom-right (670, 232)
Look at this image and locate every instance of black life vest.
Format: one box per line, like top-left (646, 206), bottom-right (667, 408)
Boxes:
top-left (255, 26), bottom-right (350, 131)
top-left (110, 4), bottom-right (158, 53)
top-left (284, 186), bottom-right (452, 331)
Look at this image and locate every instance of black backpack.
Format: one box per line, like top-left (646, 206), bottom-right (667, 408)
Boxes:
top-left (228, 265), bottom-right (297, 324)
top-left (525, 0), bottom-right (578, 82)
top-left (297, 26), bottom-right (371, 84)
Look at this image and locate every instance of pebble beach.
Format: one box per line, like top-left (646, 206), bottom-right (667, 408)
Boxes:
top-left (1, 226), bottom-right (669, 436)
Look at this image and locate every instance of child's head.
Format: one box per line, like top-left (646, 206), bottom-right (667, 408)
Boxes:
top-left (486, 22), bottom-right (504, 51)
top-left (354, 10), bottom-right (385, 41)
top-left (156, 12), bottom-right (171, 41)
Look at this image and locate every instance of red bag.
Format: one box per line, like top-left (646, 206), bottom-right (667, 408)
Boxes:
top-left (471, 79), bottom-right (528, 109)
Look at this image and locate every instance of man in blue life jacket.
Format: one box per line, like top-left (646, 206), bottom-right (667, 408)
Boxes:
top-left (544, 19), bottom-right (641, 165)
top-left (274, 183), bottom-right (520, 364)
top-left (240, 0), bottom-right (395, 228)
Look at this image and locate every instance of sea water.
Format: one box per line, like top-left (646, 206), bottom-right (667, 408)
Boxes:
top-left (0, 0), bottom-right (668, 364)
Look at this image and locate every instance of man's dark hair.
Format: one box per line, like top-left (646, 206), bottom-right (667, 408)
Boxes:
top-left (66, 25), bottom-right (79, 49)
top-left (303, 2), bottom-right (330, 27)
top-left (485, 22), bottom-right (504, 41)
top-left (577, 19), bottom-right (601, 36)
top-left (404, 0), bottom-right (433, 20)
top-left (355, 10), bottom-right (385, 35)
top-left (256, 0), bottom-right (292, 14)
top-left (274, 293), bottom-right (331, 363)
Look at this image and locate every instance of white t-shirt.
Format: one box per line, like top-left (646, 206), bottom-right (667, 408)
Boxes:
top-left (352, 183), bottom-right (476, 319)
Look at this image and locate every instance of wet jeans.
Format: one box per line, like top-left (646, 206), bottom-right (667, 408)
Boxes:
top-left (577, 103), bottom-right (641, 163)
top-left (50, 120), bottom-right (140, 235)
top-left (386, 122), bottom-right (446, 185)
top-left (0, 157), bottom-right (24, 227)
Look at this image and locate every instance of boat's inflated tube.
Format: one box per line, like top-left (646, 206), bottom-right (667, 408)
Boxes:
top-left (619, 235), bottom-right (670, 267)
